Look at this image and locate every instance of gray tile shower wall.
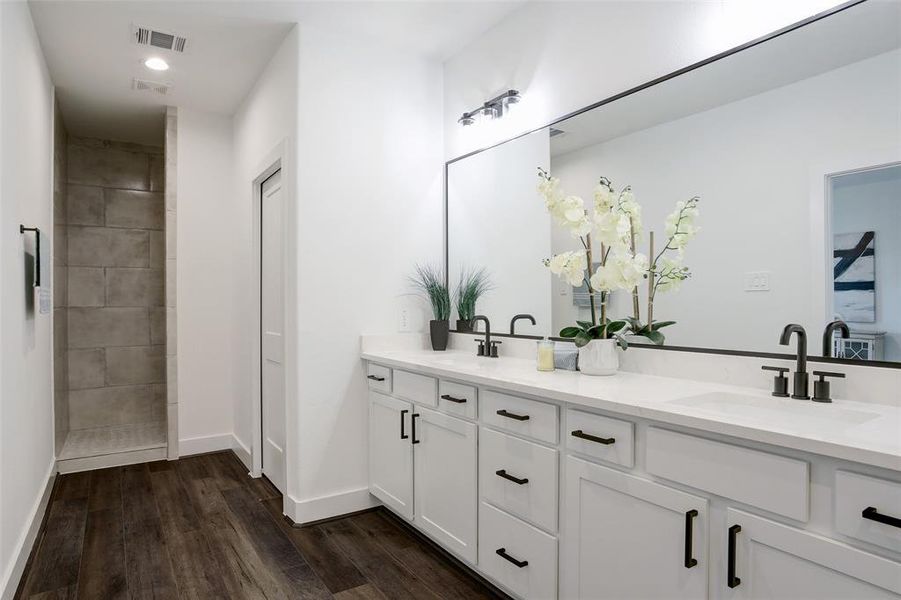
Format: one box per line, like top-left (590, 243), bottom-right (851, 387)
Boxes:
top-left (65, 136), bottom-right (166, 430)
top-left (53, 100), bottom-right (69, 452)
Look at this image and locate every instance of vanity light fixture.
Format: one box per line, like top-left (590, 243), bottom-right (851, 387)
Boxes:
top-left (458, 89), bottom-right (521, 126)
top-left (144, 57), bottom-right (169, 71)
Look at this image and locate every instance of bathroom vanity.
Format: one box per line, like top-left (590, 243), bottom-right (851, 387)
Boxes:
top-left (362, 346), bottom-right (901, 600)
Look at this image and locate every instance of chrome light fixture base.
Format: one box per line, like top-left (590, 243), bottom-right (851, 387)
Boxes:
top-left (458, 89), bottom-right (521, 126)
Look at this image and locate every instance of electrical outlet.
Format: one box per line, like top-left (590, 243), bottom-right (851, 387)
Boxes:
top-left (744, 271), bottom-right (771, 292)
top-left (398, 307), bottom-right (411, 332)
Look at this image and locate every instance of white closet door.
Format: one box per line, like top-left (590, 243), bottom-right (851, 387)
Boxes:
top-left (261, 169), bottom-right (286, 493)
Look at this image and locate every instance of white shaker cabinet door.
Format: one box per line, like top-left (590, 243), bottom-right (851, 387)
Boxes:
top-left (725, 509), bottom-right (901, 599)
top-left (562, 456), bottom-right (709, 600)
top-left (369, 391), bottom-right (414, 520)
top-left (414, 406), bottom-right (478, 564)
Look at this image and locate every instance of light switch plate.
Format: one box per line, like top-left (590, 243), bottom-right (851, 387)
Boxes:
top-left (744, 271), bottom-right (771, 291)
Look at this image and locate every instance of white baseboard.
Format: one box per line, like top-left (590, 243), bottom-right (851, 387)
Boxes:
top-left (178, 433), bottom-right (234, 457)
top-left (1, 462), bottom-right (56, 600)
top-left (285, 487), bottom-right (380, 525)
top-left (231, 435), bottom-right (252, 470)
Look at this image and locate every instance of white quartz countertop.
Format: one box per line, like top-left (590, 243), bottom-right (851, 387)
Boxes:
top-left (362, 349), bottom-right (901, 472)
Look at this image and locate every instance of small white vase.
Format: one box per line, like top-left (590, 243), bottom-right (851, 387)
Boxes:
top-left (578, 339), bottom-right (619, 376)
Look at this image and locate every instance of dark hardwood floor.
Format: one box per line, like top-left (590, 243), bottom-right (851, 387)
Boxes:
top-left (15, 451), bottom-right (505, 600)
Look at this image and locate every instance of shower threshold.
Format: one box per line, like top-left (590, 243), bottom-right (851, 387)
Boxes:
top-left (57, 421), bottom-right (167, 473)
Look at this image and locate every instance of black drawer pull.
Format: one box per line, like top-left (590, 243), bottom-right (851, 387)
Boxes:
top-left (496, 548), bottom-right (528, 568)
top-left (440, 394), bottom-right (467, 404)
top-left (496, 469), bottom-right (529, 485)
top-left (862, 506), bottom-right (901, 529)
top-left (497, 409), bottom-right (529, 421)
top-left (684, 509), bottom-right (698, 568)
top-left (400, 409), bottom-right (409, 440)
top-left (571, 429), bottom-right (615, 445)
top-left (727, 524), bottom-right (741, 588)
top-left (411, 413), bottom-right (420, 444)
top-left (367, 375), bottom-right (386, 382)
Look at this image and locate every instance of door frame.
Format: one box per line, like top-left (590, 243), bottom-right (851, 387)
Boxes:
top-left (250, 139), bottom-right (295, 490)
top-left (808, 147), bottom-right (900, 337)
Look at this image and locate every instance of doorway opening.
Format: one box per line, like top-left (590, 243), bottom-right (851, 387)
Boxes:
top-left (826, 162), bottom-right (901, 362)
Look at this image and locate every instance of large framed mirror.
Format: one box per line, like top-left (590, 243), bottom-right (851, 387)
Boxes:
top-left (446, 0), bottom-right (901, 367)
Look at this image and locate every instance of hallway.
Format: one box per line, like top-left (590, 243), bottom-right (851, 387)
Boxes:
top-left (15, 452), bottom-right (502, 600)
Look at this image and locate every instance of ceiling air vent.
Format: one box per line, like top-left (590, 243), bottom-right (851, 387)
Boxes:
top-left (133, 25), bottom-right (187, 53)
top-left (132, 78), bottom-right (170, 96)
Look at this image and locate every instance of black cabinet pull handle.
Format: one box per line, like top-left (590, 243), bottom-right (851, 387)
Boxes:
top-left (440, 394), bottom-right (467, 404)
top-left (727, 524), bottom-right (741, 588)
top-left (684, 509), bottom-right (698, 568)
top-left (411, 413), bottom-right (420, 444)
top-left (497, 409), bottom-right (529, 421)
top-left (400, 409), bottom-right (409, 440)
top-left (496, 548), bottom-right (528, 568)
top-left (367, 375), bottom-right (385, 382)
top-left (862, 506), bottom-right (901, 529)
top-left (571, 429), bottom-right (615, 445)
top-left (496, 469), bottom-right (529, 485)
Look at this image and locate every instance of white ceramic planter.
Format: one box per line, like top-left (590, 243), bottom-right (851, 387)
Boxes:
top-left (578, 339), bottom-right (619, 376)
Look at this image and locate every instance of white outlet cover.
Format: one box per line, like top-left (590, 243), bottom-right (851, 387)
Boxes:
top-left (398, 307), bottom-right (411, 332)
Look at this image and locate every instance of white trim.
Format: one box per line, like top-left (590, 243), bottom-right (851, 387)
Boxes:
top-left (178, 433), bottom-right (234, 457)
top-left (1, 462), bottom-right (56, 600)
top-left (285, 487), bottom-right (381, 525)
top-left (56, 447), bottom-right (166, 474)
top-left (808, 147), bottom-right (901, 334)
top-left (250, 138), bottom-right (293, 491)
top-left (232, 435), bottom-right (252, 470)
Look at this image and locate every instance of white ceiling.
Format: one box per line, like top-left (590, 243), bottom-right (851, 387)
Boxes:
top-left (28, 0), bottom-right (525, 145)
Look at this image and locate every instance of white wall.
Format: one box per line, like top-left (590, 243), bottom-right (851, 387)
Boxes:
top-left (231, 26), bottom-right (299, 456)
top-left (0, 2), bottom-right (56, 596)
top-left (290, 25), bottom-right (444, 520)
top-left (175, 107), bottom-right (239, 448)
top-left (229, 23), bottom-right (444, 521)
top-left (832, 165), bottom-right (901, 361)
top-left (550, 50), bottom-right (900, 355)
top-left (443, 1), bottom-right (845, 159)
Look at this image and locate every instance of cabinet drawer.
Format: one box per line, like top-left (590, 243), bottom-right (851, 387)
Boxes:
top-left (565, 409), bottom-right (634, 468)
top-left (646, 427), bottom-right (809, 521)
top-left (437, 380), bottom-right (477, 419)
top-left (479, 502), bottom-right (557, 600)
top-left (393, 370), bottom-right (437, 407)
top-left (836, 471), bottom-right (901, 553)
top-left (480, 428), bottom-right (558, 533)
top-left (366, 364), bottom-right (391, 393)
top-left (480, 390), bottom-right (558, 445)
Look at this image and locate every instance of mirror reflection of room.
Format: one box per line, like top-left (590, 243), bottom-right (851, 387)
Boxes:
top-left (446, 0), bottom-right (901, 364)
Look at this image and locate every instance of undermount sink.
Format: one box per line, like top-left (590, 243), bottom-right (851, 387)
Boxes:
top-left (667, 392), bottom-right (879, 433)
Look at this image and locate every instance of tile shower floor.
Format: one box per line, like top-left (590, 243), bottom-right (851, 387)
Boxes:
top-left (58, 421), bottom-right (167, 460)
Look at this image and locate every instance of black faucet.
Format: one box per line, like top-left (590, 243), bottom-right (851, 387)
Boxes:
top-left (823, 320), bottom-right (850, 357)
top-left (510, 314), bottom-right (536, 335)
top-left (779, 324), bottom-right (809, 399)
top-left (471, 315), bottom-right (492, 357)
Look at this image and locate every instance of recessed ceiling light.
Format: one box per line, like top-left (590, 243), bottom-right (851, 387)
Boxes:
top-left (144, 57), bottom-right (169, 72)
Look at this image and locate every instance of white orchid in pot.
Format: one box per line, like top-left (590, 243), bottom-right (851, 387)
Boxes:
top-left (537, 168), bottom-right (699, 375)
